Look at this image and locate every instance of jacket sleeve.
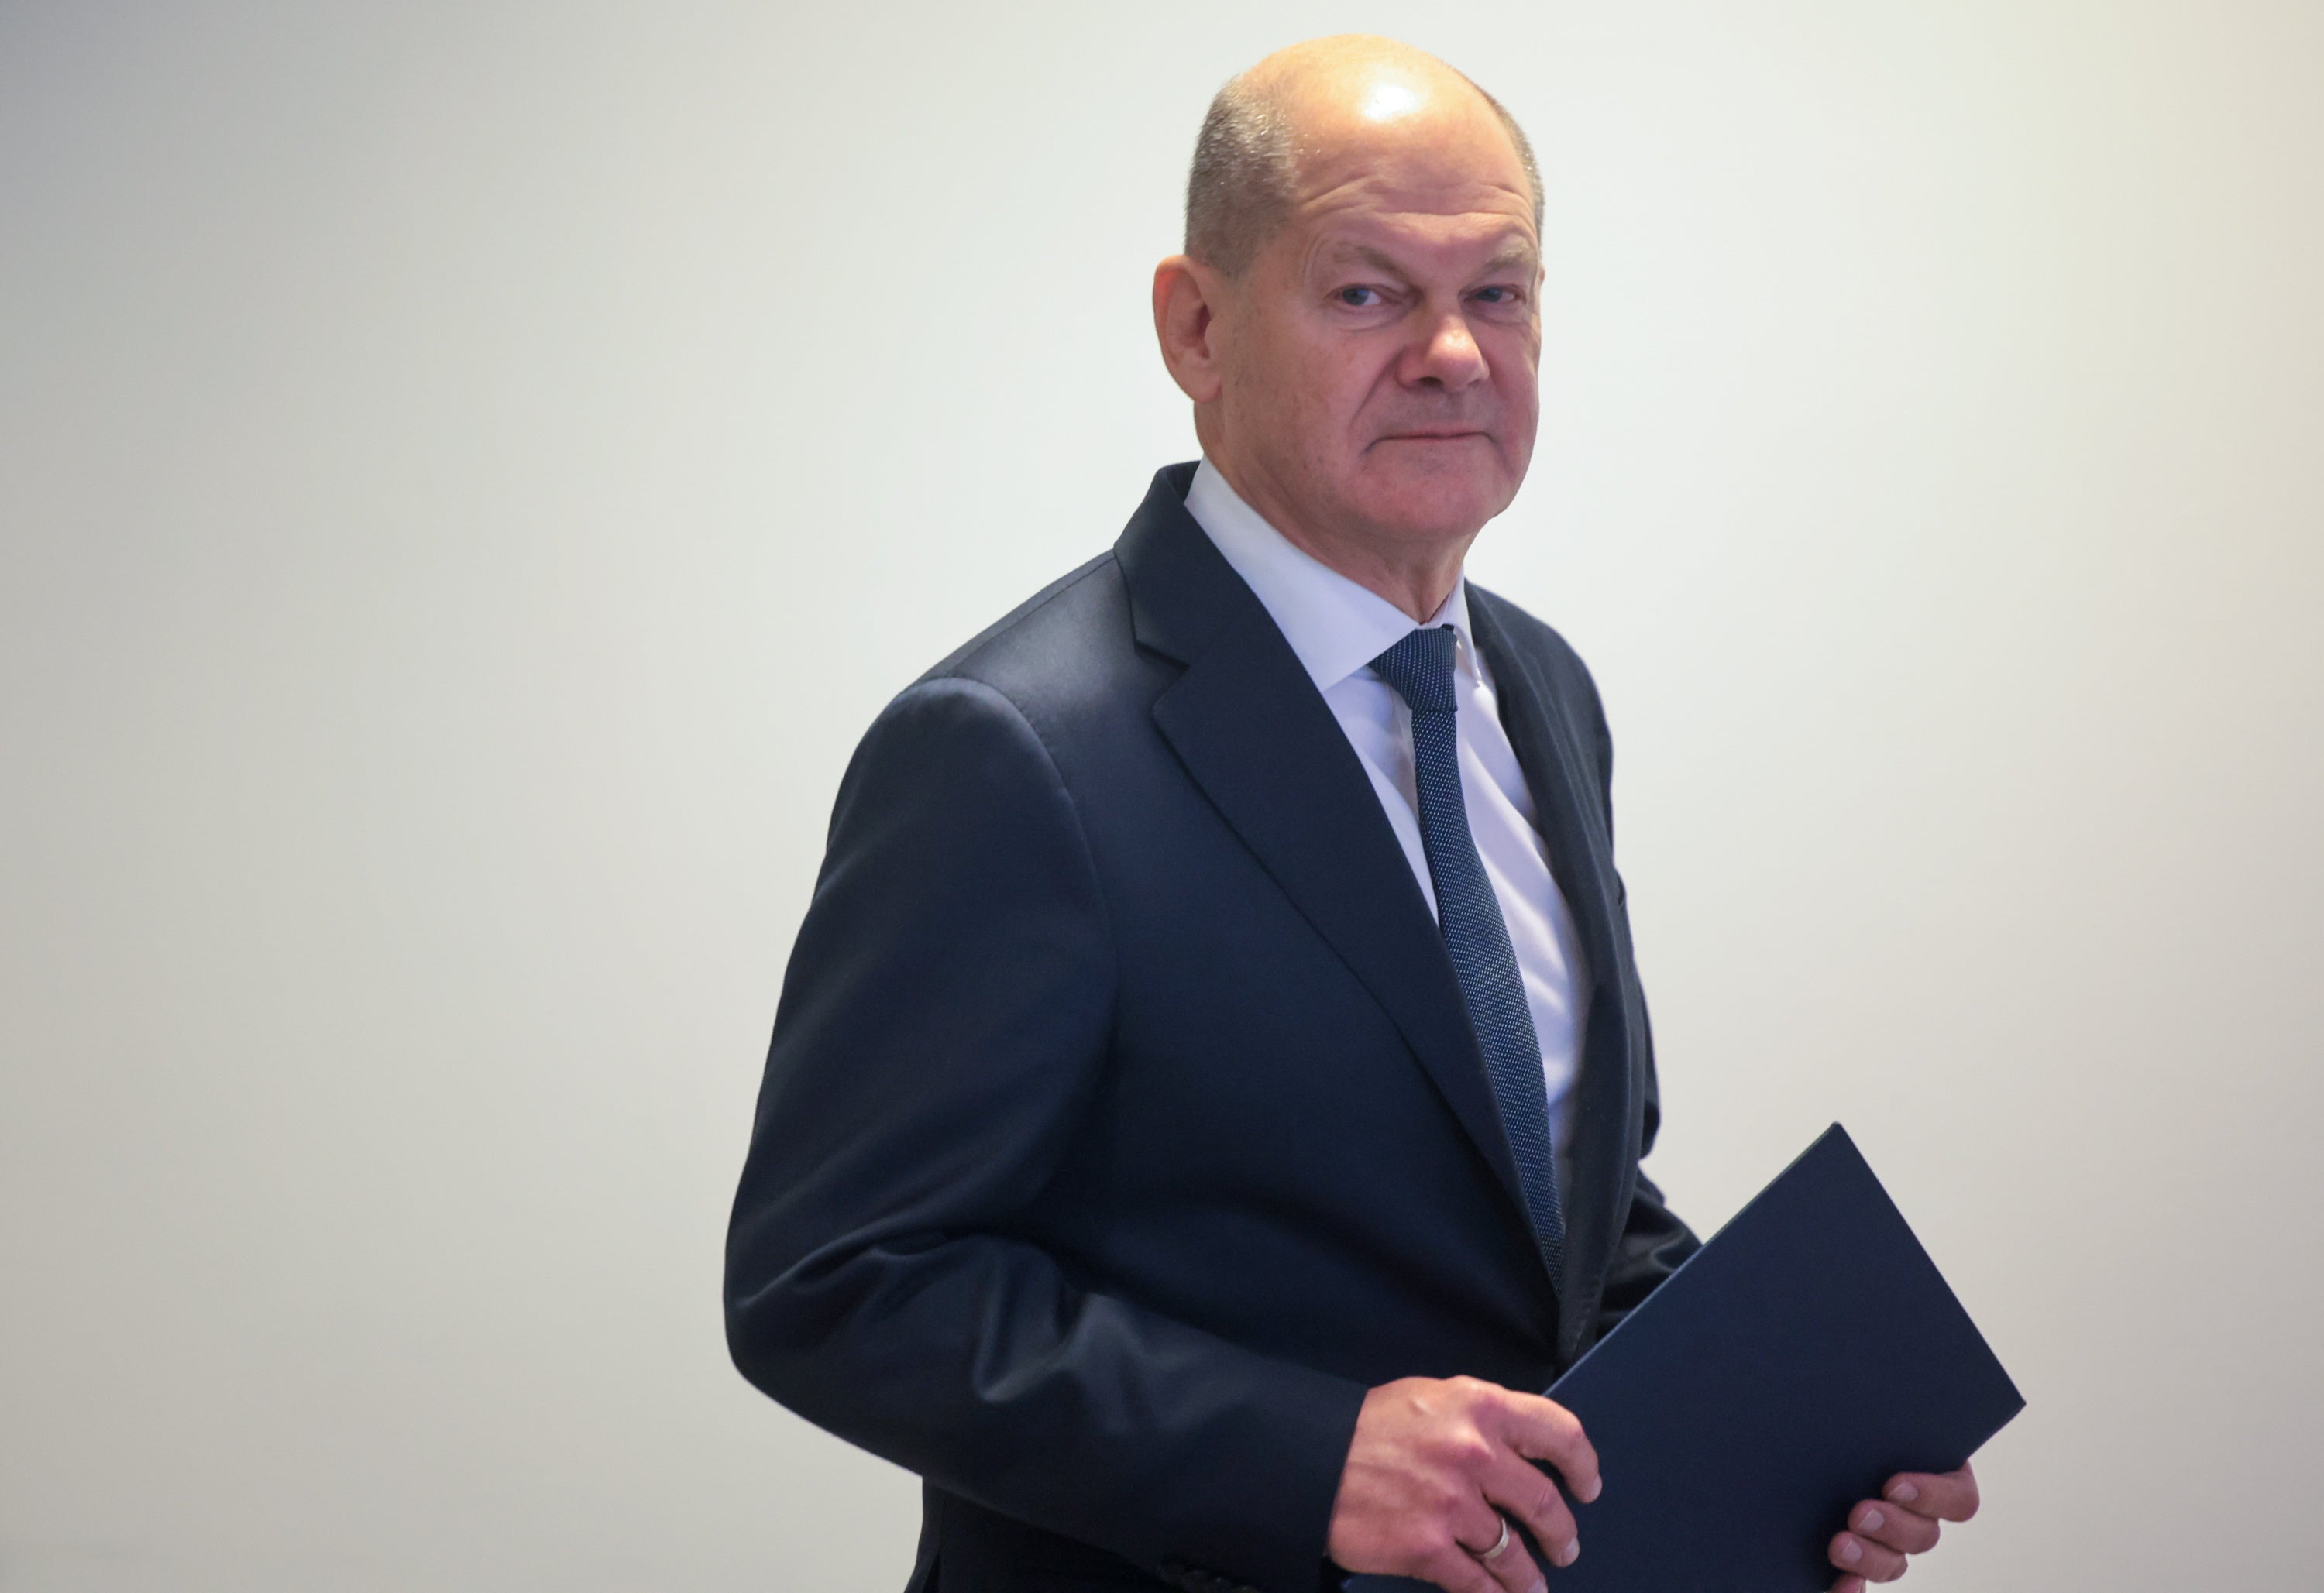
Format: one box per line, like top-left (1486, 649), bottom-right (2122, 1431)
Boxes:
top-left (724, 675), bottom-right (1365, 1593)
top-left (1585, 678), bottom-right (1703, 1337)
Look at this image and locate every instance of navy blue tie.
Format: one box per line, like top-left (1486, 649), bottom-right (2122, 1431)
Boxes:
top-left (1372, 625), bottom-right (1566, 1286)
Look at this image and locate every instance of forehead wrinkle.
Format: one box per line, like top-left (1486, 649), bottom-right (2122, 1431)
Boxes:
top-left (1315, 243), bottom-right (1413, 280)
top-left (1295, 163), bottom-right (1533, 220)
top-left (1303, 219), bottom-right (1541, 285)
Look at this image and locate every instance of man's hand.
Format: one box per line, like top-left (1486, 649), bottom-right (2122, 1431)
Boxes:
top-left (1326, 1375), bottom-right (1600, 1593)
top-left (1827, 1463), bottom-right (1980, 1590)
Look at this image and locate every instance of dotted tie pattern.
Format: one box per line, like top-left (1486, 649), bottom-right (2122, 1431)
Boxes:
top-left (1371, 625), bottom-right (1566, 1288)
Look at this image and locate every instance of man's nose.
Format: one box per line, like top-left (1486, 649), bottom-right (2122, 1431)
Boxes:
top-left (1401, 308), bottom-right (1489, 390)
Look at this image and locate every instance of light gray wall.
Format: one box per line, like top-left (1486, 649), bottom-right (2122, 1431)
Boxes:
top-left (3, 3), bottom-right (2318, 1589)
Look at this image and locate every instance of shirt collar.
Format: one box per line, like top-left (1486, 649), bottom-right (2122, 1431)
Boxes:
top-left (1183, 457), bottom-right (1479, 693)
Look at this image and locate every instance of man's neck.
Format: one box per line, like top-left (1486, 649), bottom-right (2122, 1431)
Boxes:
top-left (1204, 455), bottom-right (1474, 624)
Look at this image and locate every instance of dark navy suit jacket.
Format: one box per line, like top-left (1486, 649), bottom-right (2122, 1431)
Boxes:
top-left (724, 465), bottom-right (1699, 1593)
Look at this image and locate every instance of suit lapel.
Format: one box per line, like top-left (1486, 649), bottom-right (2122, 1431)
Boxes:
top-left (1116, 469), bottom-right (1537, 1235)
top-left (1468, 592), bottom-right (1642, 1358)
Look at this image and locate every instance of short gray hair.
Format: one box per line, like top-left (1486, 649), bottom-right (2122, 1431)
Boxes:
top-left (1183, 74), bottom-right (1544, 276)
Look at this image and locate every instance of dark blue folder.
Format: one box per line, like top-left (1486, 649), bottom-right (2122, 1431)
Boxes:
top-left (1346, 1124), bottom-right (2023, 1592)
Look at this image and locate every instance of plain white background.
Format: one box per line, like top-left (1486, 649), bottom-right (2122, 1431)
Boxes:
top-left (3, 2), bottom-right (2319, 1588)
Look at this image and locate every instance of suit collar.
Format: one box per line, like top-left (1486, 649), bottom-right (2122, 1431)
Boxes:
top-left (1116, 462), bottom-right (1234, 666)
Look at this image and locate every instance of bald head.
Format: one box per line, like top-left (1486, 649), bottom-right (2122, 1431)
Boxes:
top-left (1185, 35), bottom-right (1542, 277)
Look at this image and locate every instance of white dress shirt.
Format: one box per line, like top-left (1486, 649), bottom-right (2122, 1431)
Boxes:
top-left (1183, 459), bottom-right (1591, 1166)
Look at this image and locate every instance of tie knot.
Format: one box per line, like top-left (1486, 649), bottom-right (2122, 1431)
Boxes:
top-left (1370, 625), bottom-right (1459, 715)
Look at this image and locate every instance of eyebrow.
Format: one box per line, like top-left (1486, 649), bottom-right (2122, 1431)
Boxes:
top-left (1322, 240), bottom-right (1541, 279)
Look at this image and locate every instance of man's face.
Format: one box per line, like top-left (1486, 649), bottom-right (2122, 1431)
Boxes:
top-left (1209, 94), bottom-right (1542, 556)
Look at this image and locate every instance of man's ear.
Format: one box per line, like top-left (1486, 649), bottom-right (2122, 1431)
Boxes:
top-left (1153, 255), bottom-right (1226, 405)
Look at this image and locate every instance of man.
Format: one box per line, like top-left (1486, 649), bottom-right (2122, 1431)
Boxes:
top-left (726, 35), bottom-right (1978, 1593)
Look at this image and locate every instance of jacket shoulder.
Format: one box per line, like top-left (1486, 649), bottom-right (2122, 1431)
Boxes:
top-left (902, 551), bottom-right (1149, 741)
top-left (917, 552), bottom-right (1114, 676)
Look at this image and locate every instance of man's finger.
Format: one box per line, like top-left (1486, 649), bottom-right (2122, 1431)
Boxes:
top-left (1442, 1497), bottom-right (1541, 1593)
top-left (1847, 1498), bottom-right (1941, 1556)
top-left (1882, 1462), bottom-right (1979, 1523)
top-left (1478, 1446), bottom-right (1578, 1570)
top-left (1474, 1526), bottom-right (1550, 1593)
top-left (1829, 1578), bottom-right (1868, 1593)
top-left (1828, 1530), bottom-right (1908, 1584)
top-left (1417, 1540), bottom-right (1518, 1593)
top-left (1489, 1389), bottom-right (1600, 1505)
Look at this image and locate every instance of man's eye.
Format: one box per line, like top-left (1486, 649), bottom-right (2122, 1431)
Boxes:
top-left (1336, 286), bottom-right (1380, 307)
top-left (1473, 286), bottom-right (1519, 304)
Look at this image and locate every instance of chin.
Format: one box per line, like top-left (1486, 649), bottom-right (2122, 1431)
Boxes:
top-left (1347, 461), bottom-right (1514, 543)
